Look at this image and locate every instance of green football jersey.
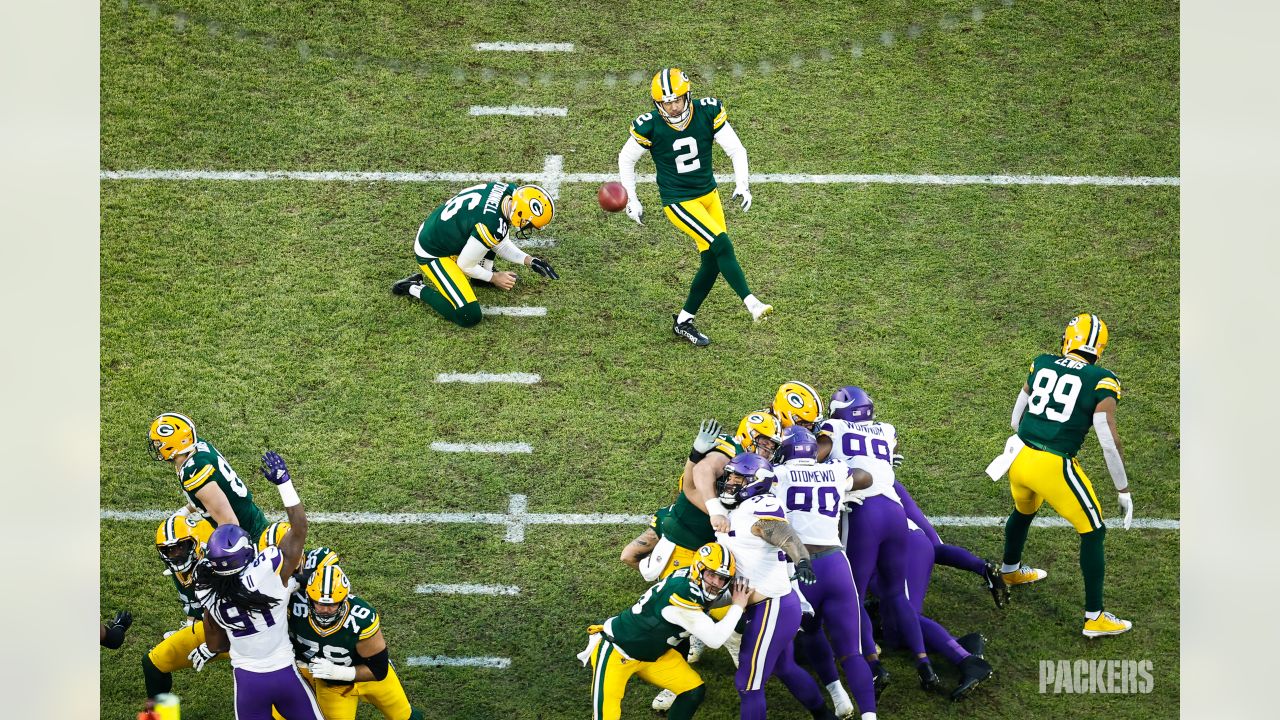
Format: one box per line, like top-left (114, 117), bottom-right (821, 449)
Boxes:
top-left (606, 575), bottom-right (707, 662)
top-left (180, 440), bottom-right (269, 540)
top-left (1017, 353), bottom-right (1122, 457)
top-left (414, 181), bottom-right (514, 261)
top-left (630, 97), bottom-right (729, 206)
top-left (289, 595), bottom-right (382, 684)
top-left (664, 432), bottom-right (741, 548)
top-left (168, 569), bottom-right (203, 619)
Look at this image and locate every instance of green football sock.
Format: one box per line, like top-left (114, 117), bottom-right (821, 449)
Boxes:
top-left (1002, 509), bottom-right (1036, 566)
top-left (141, 654), bottom-right (172, 698)
top-left (414, 286), bottom-right (482, 327)
top-left (668, 685), bottom-right (706, 720)
top-left (1080, 526), bottom-right (1107, 613)
top-left (683, 249), bottom-right (720, 315)
top-left (708, 233), bottom-right (752, 300)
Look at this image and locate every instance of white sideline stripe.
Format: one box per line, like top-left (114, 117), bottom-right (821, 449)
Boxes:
top-left (407, 656), bottom-right (511, 669)
top-left (481, 306), bottom-right (546, 316)
top-left (416, 583), bottom-right (521, 595)
top-left (430, 442), bottom-right (532, 453)
top-left (469, 106), bottom-right (568, 117)
top-left (99, 169), bottom-right (1180, 187)
top-left (472, 42), bottom-right (574, 52)
top-left (100, 494), bottom-right (1181, 541)
top-left (434, 372), bottom-right (541, 384)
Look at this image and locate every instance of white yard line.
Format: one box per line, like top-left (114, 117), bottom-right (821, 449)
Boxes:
top-left (472, 42), bottom-right (574, 52)
top-left (100, 494), bottom-right (1181, 540)
top-left (434, 372), bottom-right (541, 384)
top-left (100, 169), bottom-right (1180, 187)
top-left (481, 306), bottom-right (546, 317)
top-left (519, 238), bottom-right (557, 248)
top-left (406, 656), bottom-right (511, 669)
top-left (415, 584), bottom-right (521, 595)
top-left (469, 106), bottom-right (568, 117)
top-left (540, 155), bottom-right (565, 199)
top-left (430, 442), bottom-right (533, 453)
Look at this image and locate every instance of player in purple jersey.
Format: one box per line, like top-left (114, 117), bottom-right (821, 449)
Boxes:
top-left (893, 478), bottom-right (1009, 607)
top-left (191, 451), bottom-right (323, 720)
top-left (817, 386), bottom-right (942, 693)
top-left (869, 521), bottom-right (994, 701)
top-left (773, 426), bottom-right (879, 720)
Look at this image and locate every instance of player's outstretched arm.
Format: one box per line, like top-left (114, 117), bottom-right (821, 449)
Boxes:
top-left (618, 137), bottom-right (646, 224)
top-left (1092, 397), bottom-right (1133, 529)
top-left (660, 577), bottom-right (752, 649)
top-left (260, 451), bottom-right (309, 571)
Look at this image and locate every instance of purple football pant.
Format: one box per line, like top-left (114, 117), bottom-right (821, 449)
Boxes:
top-left (233, 665), bottom-right (323, 720)
top-left (844, 494), bottom-right (926, 656)
top-left (895, 480), bottom-right (988, 577)
top-left (873, 527), bottom-right (972, 667)
top-left (736, 591), bottom-right (826, 720)
top-left (795, 549), bottom-right (876, 714)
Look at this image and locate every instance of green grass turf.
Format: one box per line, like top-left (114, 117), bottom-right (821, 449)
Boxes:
top-left (101, 0), bottom-right (1178, 717)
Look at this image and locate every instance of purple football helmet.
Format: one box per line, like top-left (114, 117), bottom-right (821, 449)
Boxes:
top-left (717, 453), bottom-right (776, 507)
top-left (205, 524), bottom-right (256, 576)
top-left (777, 425), bottom-right (818, 463)
top-left (830, 386), bottom-right (874, 422)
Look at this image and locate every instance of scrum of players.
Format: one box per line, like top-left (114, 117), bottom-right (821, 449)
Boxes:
top-left (591, 381), bottom-right (999, 720)
top-left (138, 413), bottom-right (426, 720)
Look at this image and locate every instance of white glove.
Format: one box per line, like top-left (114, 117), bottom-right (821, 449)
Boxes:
top-left (188, 643), bottom-right (216, 672)
top-left (731, 185), bottom-right (752, 212)
top-left (1117, 491), bottom-right (1134, 530)
top-left (309, 657), bottom-right (357, 682)
top-left (625, 197), bottom-right (644, 225)
top-left (693, 419), bottom-right (722, 454)
top-left (844, 489), bottom-right (867, 507)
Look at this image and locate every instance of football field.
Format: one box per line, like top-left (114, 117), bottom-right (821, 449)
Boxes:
top-left (100, 1), bottom-right (1179, 718)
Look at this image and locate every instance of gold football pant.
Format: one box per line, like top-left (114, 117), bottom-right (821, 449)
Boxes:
top-left (147, 620), bottom-right (226, 672)
top-left (590, 640), bottom-right (703, 720)
top-left (1008, 445), bottom-right (1105, 533)
top-left (416, 255), bottom-right (482, 327)
top-left (271, 664), bottom-right (415, 720)
top-left (664, 190), bottom-right (728, 252)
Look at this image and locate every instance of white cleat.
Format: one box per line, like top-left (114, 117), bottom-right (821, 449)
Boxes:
top-left (687, 635), bottom-right (706, 663)
top-left (751, 303), bottom-right (774, 323)
top-left (651, 688), bottom-right (677, 711)
top-left (827, 680), bottom-right (855, 719)
top-left (724, 632), bottom-right (742, 668)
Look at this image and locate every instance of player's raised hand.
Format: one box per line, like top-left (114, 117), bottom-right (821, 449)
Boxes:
top-left (731, 185), bottom-right (753, 212)
top-left (1117, 490), bottom-right (1134, 530)
top-left (260, 451), bottom-right (291, 485)
top-left (693, 419), bottom-right (722, 454)
top-left (625, 197), bottom-right (644, 225)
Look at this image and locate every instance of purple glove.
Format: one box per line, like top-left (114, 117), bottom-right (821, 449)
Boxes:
top-left (260, 451), bottom-right (291, 485)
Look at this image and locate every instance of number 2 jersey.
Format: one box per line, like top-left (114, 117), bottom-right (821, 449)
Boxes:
top-left (179, 440), bottom-right (269, 540)
top-left (196, 545), bottom-right (298, 672)
top-left (818, 419), bottom-right (901, 504)
top-left (716, 494), bottom-right (793, 598)
top-left (629, 97), bottom-right (729, 206)
top-left (772, 458), bottom-right (852, 546)
top-left (1018, 353), bottom-right (1122, 457)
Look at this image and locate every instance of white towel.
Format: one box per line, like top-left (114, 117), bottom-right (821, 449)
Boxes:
top-left (985, 435), bottom-right (1026, 481)
top-left (576, 632), bottom-right (602, 667)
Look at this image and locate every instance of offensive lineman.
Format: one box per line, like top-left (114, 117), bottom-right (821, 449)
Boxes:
top-left (392, 182), bottom-right (559, 327)
top-left (618, 67), bottom-right (772, 346)
top-left (988, 313), bottom-right (1134, 637)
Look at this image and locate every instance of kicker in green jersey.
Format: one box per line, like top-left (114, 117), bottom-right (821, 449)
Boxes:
top-left (605, 575), bottom-right (708, 662)
top-left (414, 181), bottom-right (514, 261)
top-left (630, 97), bottom-right (729, 206)
top-left (1017, 353), bottom-right (1122, 457)
top-left (179, 440), bottom-right (269, 539)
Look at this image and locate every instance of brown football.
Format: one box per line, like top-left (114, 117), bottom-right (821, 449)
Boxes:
top-left (598, 181), bottom-right (628, 212)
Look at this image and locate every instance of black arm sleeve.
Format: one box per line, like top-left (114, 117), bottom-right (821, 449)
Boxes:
top-left (359, 647), bottom-right (390, 681)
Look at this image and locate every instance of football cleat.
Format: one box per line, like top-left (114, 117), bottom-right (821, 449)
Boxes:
top-left (984, 561), bottom-right (1010, 607)
top-left (827, 682), bottom-right (855, 719)
top-left (1001, 565), bottom-right (1048, 586)
top-left (391, 272), bottom-right (423, 296)
top-left (751, 303), bottom-right (773, 323)
top-left (1083, 611), bottom-right (1133, 638)
top-left (871, 663), bottom-right (890, 700)
top-left (651, 688), bottom-right (677, 711)
top-left (672, 314), bottom-right (711, 347)
top-left (1062, 313), bottom-right (1109, 361)
top-left (957, 632), bottom-right (987, 659)
top-left (687, 635), bottom-right (706, 664)
top-left (950, 655), bottom-right (993, 701)
top-left (917, 660), bottom-right (943, 693)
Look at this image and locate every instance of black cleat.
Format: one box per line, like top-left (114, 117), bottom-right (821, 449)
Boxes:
top-left (392, 272), bottom-right (423, 296)
top-left (872, 663), bottom-right (890, 700)
top-left (957, 632), bottom-right (987, 659)
top-left (950, 655), bottom-right (993, 701)
top-left (809, 709), bottom-right (839, 720)
top-left (917, 660), bottom-right (943, 694)
top-left (984, 561), bottom-right (1010, 608)
top-left (672, 314), bottom-right (711, 347)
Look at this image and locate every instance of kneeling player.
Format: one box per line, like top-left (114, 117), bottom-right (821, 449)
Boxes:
top-left (141, 512), bottom-right (219, 698)
top-left (581, 543), bottom-right (751, 720)
top-left (290, 564), bottom-right (425, 720)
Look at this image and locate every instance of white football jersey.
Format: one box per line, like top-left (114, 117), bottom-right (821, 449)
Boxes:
top-left (197, 545), bottom-right (299, 672)
top-left (716, 494), bottom-right (793, 598)
top-left (819, 418), bottom-right (901, 504)
top-left (773, 458), bottom-right (852, 546)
